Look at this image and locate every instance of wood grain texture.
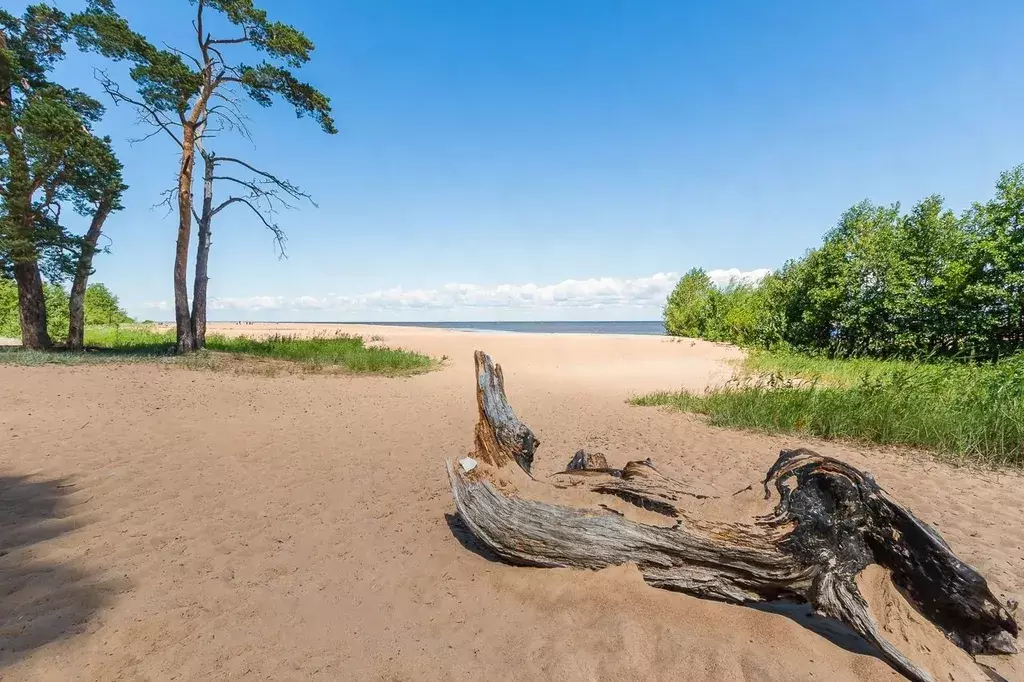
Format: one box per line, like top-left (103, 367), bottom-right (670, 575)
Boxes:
top-left (448, 352), bottom-right (1019, 682)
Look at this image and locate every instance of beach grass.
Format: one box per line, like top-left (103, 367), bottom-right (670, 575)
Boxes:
top-left (0, 326), bottom-right (436, 375)
top-left (632, 353), bottom-right (1024, 468)
top-left (739, 349), bottom-right (926, 386)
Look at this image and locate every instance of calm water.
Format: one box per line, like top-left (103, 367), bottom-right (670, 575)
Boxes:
top-left (344, 321), bottom-right (666, 335)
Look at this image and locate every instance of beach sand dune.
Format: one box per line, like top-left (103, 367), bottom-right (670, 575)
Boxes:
top-left (1, 323), bottom-right (1020, 680)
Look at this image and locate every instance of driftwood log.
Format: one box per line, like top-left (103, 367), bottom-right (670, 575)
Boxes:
top-left (446, 351), bottom-right (1019, 682)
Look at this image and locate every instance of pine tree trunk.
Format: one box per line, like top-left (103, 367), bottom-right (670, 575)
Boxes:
top-left (190, 153), bottom-right (214, 349)
top-left (12, 258), bottom-right (50, 350)
top-left (0, 30), bottom-right (49, 351)
top-left (174, 131), bottom-right (197, 353)
top-left (67, 199), bottom-right (113, 351)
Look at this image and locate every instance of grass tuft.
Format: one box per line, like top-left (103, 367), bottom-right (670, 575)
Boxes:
top-left (632, 353), bottom-right (1024, 468)
top-left (0, 326), bottom-right (436, 376)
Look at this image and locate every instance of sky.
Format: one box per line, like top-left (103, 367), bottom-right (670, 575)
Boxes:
top-left (16, 0), bottom-right (1024, 321)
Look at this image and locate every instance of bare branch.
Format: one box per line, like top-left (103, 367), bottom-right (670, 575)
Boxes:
top-left (208, 33), bottom-right (249, 46)
top-left (128, 123), bottom-right (172, 146)
top-left (196, 0), bottom-right (206, 59)
top-left (96, 70), bottom-right (184, 149)
top-left (154, 187), bottom-right (178, 219)
top-left (210, 196), bottom-right (241, 216)
top-left (163, 42), bottom-right (202, 70)
top-left (207, 44), bottom-right (229, 69)
top-left (213, 157), bottom-right (316, 206)
top-left (155, 184), bottom-right (200, 224)
top-left (203, 103), bottom-right (253, 143)
top-left (211, 175), bottom-right (269, 197)
top-left (211, 196), bottom-right (288, 256)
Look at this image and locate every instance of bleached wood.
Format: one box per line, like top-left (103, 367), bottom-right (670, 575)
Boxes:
top-left (448, 352), bottom-right (1019, 682)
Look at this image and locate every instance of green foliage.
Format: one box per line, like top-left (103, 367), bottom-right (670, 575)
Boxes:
top-left (663, 269), bottom-right (765, 345)
top-left (1, 4), bottom-right (125, 281)
top-left (663, 268), bottom-right (716, 338)
top-left (0, 278), bottom-right (131, 338)
top-left (0, 278), bottom-right (17, 337)
top-left (42, 281), bottom-right (69, 340)
top-left (203, 333), bottom-right (434, 374)
top-left (633, 355), bottom-right (1024, 468)
top-left (72, 0), bottom-right (337, 134)
top-left (83, 282), bottom-right (132, 325)
top-left (73, 327), bottom-right (435, 374)
top-left (742, 349), bottom-right (921, 386)
top-left (664, 165), bottom-right (1024, 360)
top-left (2, 278), bottom-right (71, 340)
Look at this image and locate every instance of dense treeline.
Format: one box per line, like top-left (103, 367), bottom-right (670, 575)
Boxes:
top-left (0, 279), bottom-right (131, 340)
top-left (665, 165), bottom-right (1024, 360)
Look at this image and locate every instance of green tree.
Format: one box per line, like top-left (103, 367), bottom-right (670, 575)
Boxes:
top-left (1, 279), bottom-right (131, 340)
top-left (0, 277), bottom-right (18, 337)
top-left (74, 0), bottom-right (336, 352)
top-left (84, 281), bottom-right (131, 325)
top-left (43, 281), bottom-right (69, 342)
top-left (962, 166), bottom-right (1024, 359)
top-left (0, 5), bottom-right (125, 349)
top-left (714, 282), bottom-right (759, 345)
top-left (669, 165), bottom-right (1024, 360)
top-left (664, 268), bottom-right (717, 338)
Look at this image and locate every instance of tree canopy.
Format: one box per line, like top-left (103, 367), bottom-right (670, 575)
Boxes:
top-left (664, 165), bottom-right (1024, 361)
top-left (0, 278), bottom-right (132, 339)
top-left (0, 4), bottom-right (126, 348)
top-left (1, 6), bottom-right (125, 279)
top-left (72, 0), bottom-right (335, 352)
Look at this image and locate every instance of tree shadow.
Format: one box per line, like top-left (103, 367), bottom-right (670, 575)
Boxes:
top-left (0, 344), bottom-right (174, 360)
top-left (0, 474), bottom-right (121, 668)
top-left (746, 600), bottom-right (883, 659)
top-left (444, 513), bottom-right (505, 564)
top-left (445, 511), bottom-right (886, 662)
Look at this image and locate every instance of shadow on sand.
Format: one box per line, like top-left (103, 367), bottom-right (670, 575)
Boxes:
top-left (445, 513), bottom-right (505, 564)
top-left (0, 474), bottom-right (121, 668)
top-left (0, 344), bottom-right (174, 362)
top-left (445, 511), bottom-right (885, 663)
top-left (746, 600), bottom-right (881, 657)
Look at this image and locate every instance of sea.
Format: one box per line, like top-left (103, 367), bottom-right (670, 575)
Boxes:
top-left (339, 321), bottom-right (666, 335)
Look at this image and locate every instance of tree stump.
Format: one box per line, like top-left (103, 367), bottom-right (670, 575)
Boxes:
top-left (446, 351), bottom-right (1019, 682)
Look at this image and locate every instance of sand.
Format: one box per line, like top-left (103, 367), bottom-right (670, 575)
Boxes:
top-left (0, 322), bottom-right (1021, 681)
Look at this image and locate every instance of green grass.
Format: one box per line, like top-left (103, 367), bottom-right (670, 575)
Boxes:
top-left (633, 353), bottom-right (1024, 468)
top-left (740, 349), bottom-right (925, 386)
top-left (0, 326), bottom-right (436, 375)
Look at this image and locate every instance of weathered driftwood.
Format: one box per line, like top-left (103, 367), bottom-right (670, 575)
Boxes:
top-left (447, 351), bottom-right (1019, 682)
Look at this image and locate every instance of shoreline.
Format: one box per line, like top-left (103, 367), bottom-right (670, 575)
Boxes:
top-left (160, 320), bottom-right (668, 337)
top-left (1, 325), bottom-right (1021, 681)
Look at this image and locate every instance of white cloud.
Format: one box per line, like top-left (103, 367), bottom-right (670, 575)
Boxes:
top-left (138, 269), bottom-right (770, 313)
top-left (706, 268), bottom-right (772, 287)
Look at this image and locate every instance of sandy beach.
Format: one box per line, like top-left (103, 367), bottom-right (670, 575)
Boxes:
top-left (1, 323), bottom-right (1021, 681)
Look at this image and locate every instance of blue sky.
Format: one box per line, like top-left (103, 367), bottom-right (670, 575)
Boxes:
top-left (22, 0), bottom-right (1024, 320)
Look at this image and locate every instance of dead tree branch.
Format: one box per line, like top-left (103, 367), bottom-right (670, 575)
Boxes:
top-left (447, 352), bottom-right (1020, 682)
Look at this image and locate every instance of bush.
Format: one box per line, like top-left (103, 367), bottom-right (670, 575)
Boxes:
top-left (663, 269), bottom-right (763, 345)
top-left (663, 268), bottom-right (717, 338)
top-left (663, 164), bottom-right (1024, 360)
top-left (84, 283), bottom-right (133, 325)
top-left (0, 279), bottom-right (17, 338)
top-left (0, 279), bottom-right (132, 340)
